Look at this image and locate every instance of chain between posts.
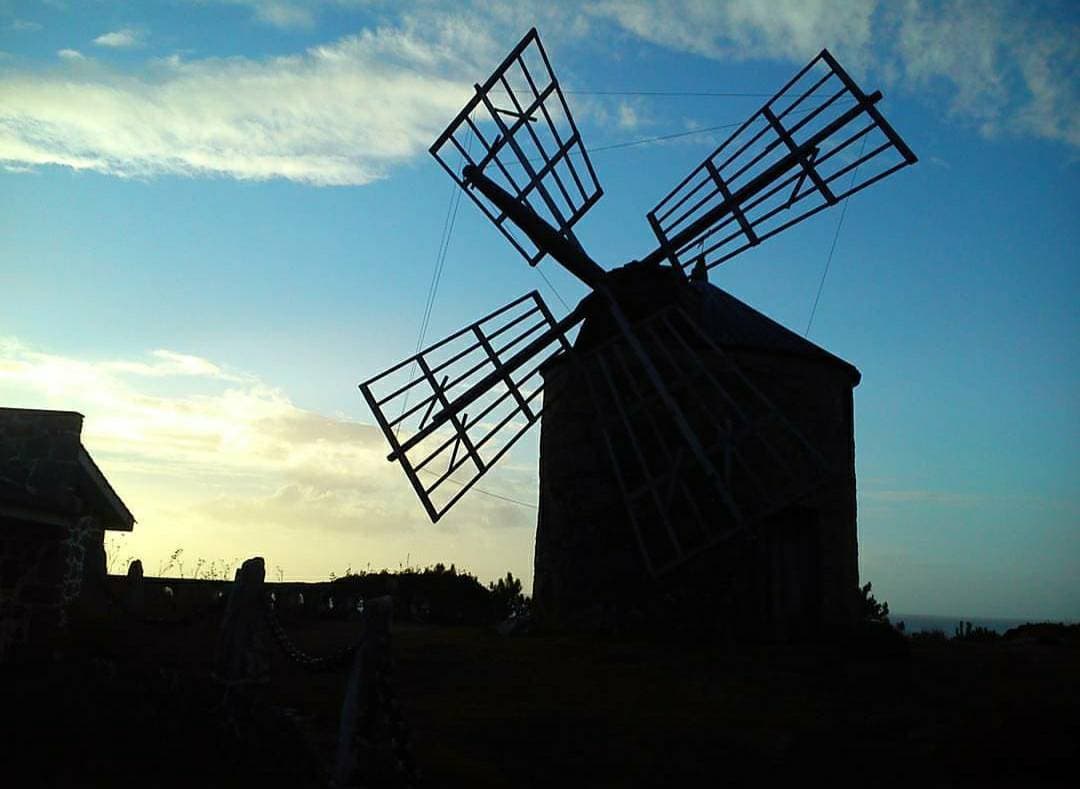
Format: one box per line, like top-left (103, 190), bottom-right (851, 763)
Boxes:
top-left (263, 595), bottom-right (366, 673)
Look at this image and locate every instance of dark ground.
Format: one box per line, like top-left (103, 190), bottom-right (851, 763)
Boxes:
top-left (2, 612), bottom-right (1077, 788)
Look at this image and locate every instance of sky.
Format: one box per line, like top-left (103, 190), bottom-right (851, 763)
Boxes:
top-left (1, 0), bottom-right (1077, 620)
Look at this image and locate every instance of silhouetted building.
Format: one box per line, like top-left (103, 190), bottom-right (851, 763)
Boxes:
top-left (536, 275), bottom-right (860, 639)
top-left (0, 408), bottom-right (134, 656)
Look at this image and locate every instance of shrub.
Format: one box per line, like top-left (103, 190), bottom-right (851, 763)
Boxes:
top-left (330, 564), bottom-right (493, 624)
top-left (910, 628), bottom-right (948, 643)
top-left (489, 572), bottom-right (528, 621)
top-left (858, 582), bottom-right (890, 624)
top-left (953, 621), bottom-right (999, 642)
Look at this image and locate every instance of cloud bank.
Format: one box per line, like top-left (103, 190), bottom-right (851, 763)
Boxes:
top-left (0, 339), bottom-right (538, 582)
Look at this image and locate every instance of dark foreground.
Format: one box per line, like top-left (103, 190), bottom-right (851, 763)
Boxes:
top-left (3, 615), bottom-right (1077, 788)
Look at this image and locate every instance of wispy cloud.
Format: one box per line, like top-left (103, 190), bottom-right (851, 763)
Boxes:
top-left (204, 1), bottom-right (387, 30)
top-left (615, 103), bottom-right (635, 129)
top-left (861, 488), bottom-right (983, 506)
top-left (586, 0), bottom-right (877, 65)
top-left (0, 19), bottom-right (497, 184)
top-left (1, 2), bottom-right (1074, 187)
top-left (888, 0), bottom-right (1079, 147)
top-left (218, 0), bottom-right (319, 29)
top-left (93, 28), bottom-right (144, 48)
top-left (587, 0), bottom-right (1079, 148)
top-left (8, 19), bottom-right (43, 33)
top-left (56, 48), bottom-right (84, 60)
top-left (859, 486), bottom-right (1077, 515)
top-left (101, 349), bottom-right (244, 380)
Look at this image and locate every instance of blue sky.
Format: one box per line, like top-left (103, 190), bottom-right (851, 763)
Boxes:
top-left (1, 1), bottom-right (1077, 619)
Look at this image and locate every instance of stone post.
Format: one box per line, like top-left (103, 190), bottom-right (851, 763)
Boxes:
top-left (332, 596), bottom-right (393, 787)
top-left (124, 559), bottom-right (145, 617)
top-left (213, 557), bottom-right (271, 686)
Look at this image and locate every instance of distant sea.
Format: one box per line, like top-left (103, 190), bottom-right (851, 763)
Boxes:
top-left (890, 613), bottom-right (1075, 635)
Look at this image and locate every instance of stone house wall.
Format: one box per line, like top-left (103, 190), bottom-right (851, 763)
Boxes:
top-left (0, 409), bottom-right (120, 658)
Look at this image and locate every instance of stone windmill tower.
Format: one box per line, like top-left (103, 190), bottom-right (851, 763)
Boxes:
top-left (536, 271), bottom-right (863, 637)
top-left (360, 30), bottom-right (916, 636)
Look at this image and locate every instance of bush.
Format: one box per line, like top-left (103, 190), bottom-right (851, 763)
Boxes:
top-left (489, 572), bottom-right (528, 621)
top-left (330, 565), bottom-right (492, 624)
top-left (953, 621), bottom-right (999, 642)
top-left (858, 582), bottom-right (890, 624)
top-left (910, 628), bottom-right (948, 643)
top-left (1004, 622), bottom-right (1080, 645)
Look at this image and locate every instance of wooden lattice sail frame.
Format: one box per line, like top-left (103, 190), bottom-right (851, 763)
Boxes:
top-left (361, 28), bottom-right (916, 576)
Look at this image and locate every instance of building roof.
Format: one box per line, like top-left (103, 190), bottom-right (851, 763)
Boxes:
top-left (0, 407), bottom-right (135, 531)
top-left (564, 262), bottom-right (861, 386)
top-left (691, 282), bottom-right (861, 385)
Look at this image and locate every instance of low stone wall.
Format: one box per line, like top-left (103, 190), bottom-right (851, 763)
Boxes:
top-left (98, 559), bottom-right (498, 631)
top-left (102, 574), bottom-right (363, 620)
top-left (101, 571), bottom-right (493, 624)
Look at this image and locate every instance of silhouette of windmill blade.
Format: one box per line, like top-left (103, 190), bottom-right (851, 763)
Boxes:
top-left (643, 48), bottom-right (917, 275)
top-left (430, 28), bottom-right (603, 268)
top-left (359, 291), bottom-right (581, 521)
top-left (363, 29), bottom-right (915, 569)
top-left (579, 305), bottom-right (837, 577)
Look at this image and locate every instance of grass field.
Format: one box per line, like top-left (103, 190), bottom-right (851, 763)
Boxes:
top-left (3, 612), bottom-right (1077, 787)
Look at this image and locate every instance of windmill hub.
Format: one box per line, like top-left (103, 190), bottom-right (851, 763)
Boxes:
top-left (573, 261), bottom-right (688, 351)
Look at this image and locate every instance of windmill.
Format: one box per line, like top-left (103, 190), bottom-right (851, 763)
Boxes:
top-left (359, 29), bottom-right (916, 633)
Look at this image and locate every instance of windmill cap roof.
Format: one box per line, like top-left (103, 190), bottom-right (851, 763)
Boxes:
top-left (691, 282), bottom-right (861, 385)
top-left (559, 263), bottom-right (860, 386)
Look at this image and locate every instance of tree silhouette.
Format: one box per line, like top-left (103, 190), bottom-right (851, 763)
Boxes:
top-left (489, 572), bottom-right (525, 620)
top-left (858, 582), bottom-right (890, 623)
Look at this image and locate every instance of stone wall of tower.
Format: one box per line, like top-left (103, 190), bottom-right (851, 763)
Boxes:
top-left (534, 348), bottom-right (859, 638)
top-left (726, 350), bottom-right (860, 636)
top-left (534, 357), bottom-right (640, 624)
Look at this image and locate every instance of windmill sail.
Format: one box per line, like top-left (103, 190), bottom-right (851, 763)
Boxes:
top-left (646, 49), bottom-right (917, 275)
top-left (365, 32), bottom-right (915, 553)
top-left (360, 27), bottom-right (916, 632)
top-left (430, 28), bottom-right (603, 267)
top-left (359, 291), bottom-right (580, 521)
top-left (580, 304), bottom-right (835, 577)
